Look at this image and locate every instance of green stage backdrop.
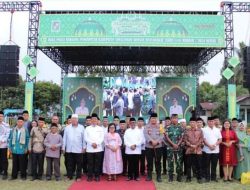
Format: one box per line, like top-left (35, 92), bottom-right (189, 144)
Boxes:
top-left (156, 77), bottom-right (196, 120)
top-left (38, 14), bottom-right (225, 47)
top-left (63, 77), bottom-right (103, 123)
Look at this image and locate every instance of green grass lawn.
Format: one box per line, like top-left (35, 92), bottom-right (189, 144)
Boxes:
top-left (0, 157), bottom-right (72, 190)
top-left (1, 158), bottom-right (250, 190)
top-left (154, 175), bottom-right (250, 190)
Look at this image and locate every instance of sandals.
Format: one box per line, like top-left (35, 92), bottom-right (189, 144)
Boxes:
top-left (239, 156), bottom-right (245, 162)
top-left (107, 175), bottom-right (112, 181)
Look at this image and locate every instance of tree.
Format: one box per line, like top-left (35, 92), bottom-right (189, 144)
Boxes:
top-left (0, 76), bottom-right (25, 109)
top-left (199, 82), bottom-right (218, 103)
top-left (33, 81), bottom-right (61, 115)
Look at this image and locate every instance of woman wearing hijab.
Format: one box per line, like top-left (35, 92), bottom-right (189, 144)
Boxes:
top-left (234, 122), bottom-right (250, 180)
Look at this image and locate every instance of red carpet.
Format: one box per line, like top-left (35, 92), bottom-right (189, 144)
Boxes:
top-left (68, 176), bottom-right (156, 190)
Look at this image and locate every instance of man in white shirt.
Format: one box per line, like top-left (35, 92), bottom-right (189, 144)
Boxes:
top-left (84, 113), bottom-right (104, 182)
top-left (127, 89), bottom-right (134, 116)
top-left (62, 114), bottom-right (86, 181)
top-left (137, 117), bottom-right (146, 176)
top-left (102, 116), bottom-right (109, 134)
top-left (0, 111), bottom-right (10, 179)
top-left (202, 116), bottom-right (222, 182)
top-left (100, 116), bottom-right (109, 175)
top-left (124, 117), bottom-right (143, 181)
top-left (169, 98), bottom-right (183, 118)
top-left (113, 92), bottom-right (124, 117)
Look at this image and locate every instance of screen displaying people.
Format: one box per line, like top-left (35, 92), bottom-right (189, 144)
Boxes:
top-left (103, 77), bottom-right (156, 117)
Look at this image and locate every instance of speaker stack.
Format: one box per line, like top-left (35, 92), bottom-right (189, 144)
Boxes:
top-left (0, 45), bottom-right (20, 87)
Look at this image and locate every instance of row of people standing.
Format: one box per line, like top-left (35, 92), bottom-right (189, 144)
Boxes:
top-left (1, 110), bottom-right (250, 184)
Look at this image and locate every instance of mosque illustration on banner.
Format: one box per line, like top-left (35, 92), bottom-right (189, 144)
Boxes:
top-left (155, 18), bottom-right (188, 37)
top-left (74, 18), bottom-right (106, 36)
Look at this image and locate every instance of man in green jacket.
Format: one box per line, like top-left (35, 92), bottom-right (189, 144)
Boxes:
top-left (8, 116), bottom-right (30, 180)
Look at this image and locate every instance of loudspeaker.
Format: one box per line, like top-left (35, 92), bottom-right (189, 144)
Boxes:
top-left (243, 46), bottom-right (250, 88)
top-left (0, 45), bottom-right (20, 87)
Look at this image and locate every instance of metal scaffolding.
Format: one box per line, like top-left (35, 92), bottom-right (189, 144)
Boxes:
top-left (221, 1), bottom-right (250, 116)
top-left (0, 1), bottom-right (41, 82)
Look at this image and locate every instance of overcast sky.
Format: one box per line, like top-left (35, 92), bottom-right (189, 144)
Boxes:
top-left (0, 0), bottom-right (250, 85)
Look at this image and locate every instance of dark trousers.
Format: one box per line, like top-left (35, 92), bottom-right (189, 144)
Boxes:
top-left (133, 107), bottom-right (141, 117)
top-left (161, 146), bottom-right (167, 173)
top-left (106, 109), bottom-right (112, 116)
top-left (204, 152), bottom-right (219, 181)
top-left (182, 149), bottom-right (187, 175)
top-left (12, 153), bottom-right (26, 178)
top-left (32, 152), bottom-right (45, 178)
top-left (64, 153), bottom-right (68, 174)
top-left (201, 152), bottom-right (206, 178)
top-left (99, 151), bottom-right (104, 174)
top-left (121, 148), bottom-right (128, 174)
top-left (140, 150), bottom-right (146, 175)
top-left (67, 153), bottom-right (82, 179)
top-left (46, 157), bottom-right (60, 178)
top-left (82, 153), bottom-right (88, 174)
top-left (186, 154), bottom-right (202, 180)
top-left (87, 152), bottom-right (102, 178)
top-left (27, 153), bottom-right (32, 175)
top-left (145, 148), bottom-right (162, 176)
top-left (127, 154), bottom-right (140, 179)
top-left (0, 148), bottom-right (8, 175)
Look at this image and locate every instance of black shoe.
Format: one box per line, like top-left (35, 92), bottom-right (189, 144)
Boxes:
top-left (186, 178), bottom-right (191, 182)
top-left (37, 176), bottom-right (42, 180)
top-left (87, 177), bottom-right (92, 182)
top-left (9, 177), bottom-right (17, 181)
top-left (157, 176), bottom-right (162, 183)
top-left (211, 179), bottom-right (218, 182)
top-left (126, 177), bottom-right (132, 181)
top-left (197, 179), bottom-right (203, 184)
top-left (204, 179), bottom-right (210, 183)
top-left (56, 177), bottom-right (61, 181)
top-left (30, 177), bottom-right (36, 181)
top-left (46, 177), bottom-right (51, 181)
top-left (95, 176), bottom-right (100, 182)
top-left (146, 175), bottom-right (152, 181)
top-left (177, 176), bottom-right (182, 182)
top-left (2, 175), bottom-right (8, 180)
top-left (168, 176), bottom-right (173, 182)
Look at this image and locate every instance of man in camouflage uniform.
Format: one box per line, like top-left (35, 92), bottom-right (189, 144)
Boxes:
top-left (165, 114), bottom-right (184, 182)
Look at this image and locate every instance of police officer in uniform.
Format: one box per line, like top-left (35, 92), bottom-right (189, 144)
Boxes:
top-left (144, 113), bottom-right (163, 182)
top-left (165, 114), bottom-right (184, 182)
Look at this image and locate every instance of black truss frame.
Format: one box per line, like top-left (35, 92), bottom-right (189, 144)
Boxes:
top-left (1, 1), bottom-right (250, 84)
top-left (0, 1), bottom-right (41, 82)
